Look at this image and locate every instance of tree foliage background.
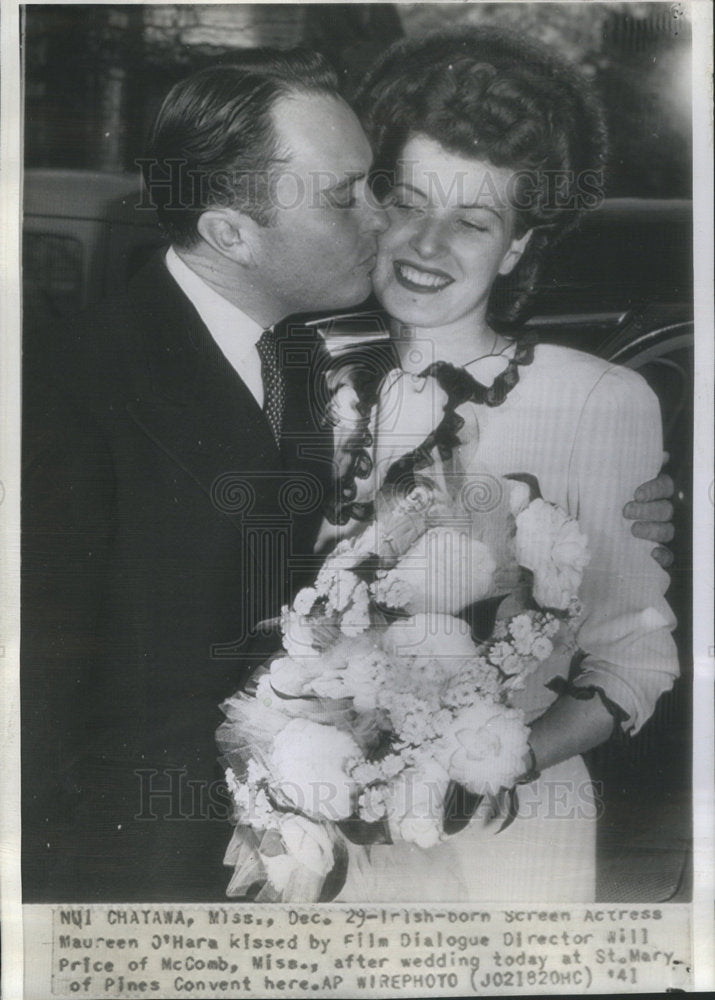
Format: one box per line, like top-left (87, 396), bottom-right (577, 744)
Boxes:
top-left (24, 2), bottom-right (692, 197)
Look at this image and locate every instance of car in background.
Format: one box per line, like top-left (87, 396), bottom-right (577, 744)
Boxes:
top-left (22, 170), bottom-right (693, 901)
top-left (23, 168), bottom-right (166, 338)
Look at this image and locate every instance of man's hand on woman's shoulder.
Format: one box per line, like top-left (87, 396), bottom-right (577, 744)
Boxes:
top-left (623, 471), bottom-right (676, 569)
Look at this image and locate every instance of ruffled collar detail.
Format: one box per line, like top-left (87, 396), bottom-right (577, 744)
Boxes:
top-left (420, 332), bottom-right (536, 408)
top-left (323, 331), bottom-right (537, 524)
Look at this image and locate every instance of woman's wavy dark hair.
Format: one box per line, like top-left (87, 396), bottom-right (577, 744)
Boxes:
top-left (355, 27), bottom-right (608, 329)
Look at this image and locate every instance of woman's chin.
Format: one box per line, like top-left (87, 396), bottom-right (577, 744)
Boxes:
top-left (373, 288), bottom-right (448, 329)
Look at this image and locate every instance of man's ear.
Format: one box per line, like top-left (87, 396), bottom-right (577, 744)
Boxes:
top-left (196, 207), bottom-right (256, 266)
top-left (498, 229), bottom-right (533, 277)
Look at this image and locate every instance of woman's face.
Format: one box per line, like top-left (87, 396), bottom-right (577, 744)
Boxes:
top-left (372, 134), bottom-right (530, 330)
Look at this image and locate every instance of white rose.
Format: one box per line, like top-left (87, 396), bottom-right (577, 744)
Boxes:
top-left (386, 759), bottom-right (449, 849)
top-left (437, 702), bottom-right (530, 795)
top-left (386, 529), bottom-right (496, 616)
top-left (516, 500), bottom-right (590, 610)
top-left (381, 613), bottom-right (478, 668)
top-left (270, 719), bottom-right (362, 820)
top-left (270, 656), bottom-right (324, 697)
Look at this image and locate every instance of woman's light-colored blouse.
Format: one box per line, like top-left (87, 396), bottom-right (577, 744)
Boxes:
top-left (454, 343), bottom-right (678, 734)
top-left (328, 341), bottom-right (679, 736)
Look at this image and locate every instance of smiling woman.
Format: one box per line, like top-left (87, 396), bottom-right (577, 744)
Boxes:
top-left (312, 25), bottom-right (680, 903)
top-left (372, 135), bottom-right (531, 342)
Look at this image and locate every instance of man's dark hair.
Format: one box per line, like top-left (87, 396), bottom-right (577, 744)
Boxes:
top-left (355, 27), bottom-right (608, 328)
top-left (142, 49), bottom-right (340, 247)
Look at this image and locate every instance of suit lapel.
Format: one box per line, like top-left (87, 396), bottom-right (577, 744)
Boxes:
top-left (125, 255), bottom-right (284, 532)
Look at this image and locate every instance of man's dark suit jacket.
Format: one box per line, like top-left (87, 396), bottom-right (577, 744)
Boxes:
top-left (22, 254), bottom-right (333, 901)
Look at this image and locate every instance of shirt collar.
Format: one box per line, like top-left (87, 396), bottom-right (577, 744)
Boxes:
top-left (165, 246), bottom-right (265, 351)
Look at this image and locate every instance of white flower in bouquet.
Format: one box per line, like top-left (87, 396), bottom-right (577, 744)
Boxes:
top-left (358, 784), bottom-right (390, 822)
top-left (380, 613), bottom-right (478, 672)
top-left (509, 613), bottom-right (534, 642)
top-left (371, 571), bottom-right (416, 612)
top-left (531, 635), bottom-right (554, 661)
top-left (309, 671), bottom-right (352, 700)
top-left (226, 766), bottom-right (280, 831)
top-left (350, 760), bottom-right (383, 785)
top-left (384, 694), bottom-right (450, 746)
top-left (512, 633), bottom-right (536, 657)
top-left (385, 757), bottom-right (450, 849)
top-left (379, 753), bottom-right (406, 780)
top-left (269, 655), bottom-right (324, 698)
top-left (516, 499), bottom-right (590, 610)
top-left (339, 581), bottom-right (371, 636)
top-left (507, 479), bottom-right (532, 518)
top-left (343, 646), bottom-right (391, 712)
top-left (542, 615), bottom-right (562, 638)
top-left (486, 640), bottom-right (522, 675)
top-left (437, 701), bottom-right (530, 795)
top-left (441, 659), bottom-right (501, 708)
top-left (293, 586), bottom-right (319, 616)
top-left (315, 566), bottom-right (364, 614)
top-left (270, 718), bottom-right (363, 820)
top-left (378, 528), bottom-right (496, 616)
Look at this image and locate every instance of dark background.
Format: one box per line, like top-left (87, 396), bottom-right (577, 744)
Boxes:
top-left (24, 2), bottom-right (692, 198)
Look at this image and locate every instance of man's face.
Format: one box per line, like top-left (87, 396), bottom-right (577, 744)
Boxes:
top-left (248, 92), bottom-right (387, 321)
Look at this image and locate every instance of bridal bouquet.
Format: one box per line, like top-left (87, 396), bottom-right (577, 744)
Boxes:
top-left (217, 469), bottom-right (589, 902)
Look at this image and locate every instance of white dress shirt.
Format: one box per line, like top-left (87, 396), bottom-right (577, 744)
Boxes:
top-left (165, 247), bottom-right (265, 406)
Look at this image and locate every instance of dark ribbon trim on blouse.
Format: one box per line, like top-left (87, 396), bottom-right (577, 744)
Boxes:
top-left (545, 675), bottom-right (629, 740)
top-left (325, 331), bottom-right (537, 525)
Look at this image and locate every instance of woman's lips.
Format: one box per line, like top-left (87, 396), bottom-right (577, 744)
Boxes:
top-left (393, 260), bottom-right (454, 293)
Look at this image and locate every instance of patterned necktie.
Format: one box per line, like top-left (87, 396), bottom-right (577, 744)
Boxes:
top-left (256, 327), bottom-right (285, 447)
